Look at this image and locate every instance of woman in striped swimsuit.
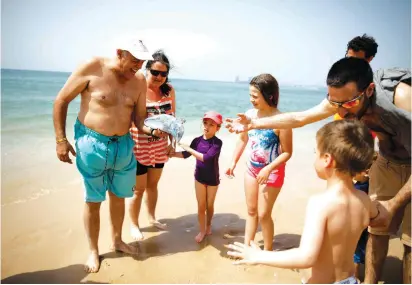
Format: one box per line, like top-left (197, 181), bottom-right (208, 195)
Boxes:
top-left (129, 50), bottom-right (176, 240)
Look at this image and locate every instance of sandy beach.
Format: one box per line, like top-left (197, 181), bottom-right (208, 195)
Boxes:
top-left (1, 128), bottom-right (405, 284)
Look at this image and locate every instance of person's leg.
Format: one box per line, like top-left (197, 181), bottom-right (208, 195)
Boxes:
top-left (129, 172), bottom-right (147, 240)
top-left (366, 202), bottom-right (406, 283)
top-left (401, 203), bottom-right (411, 284)
top-left (403, 245), bottom-right (411, 284)
top-left (84, 202), bottom-right (101, 273)
top-left (195, 180), bottom-right (207, 242)
top-left (108, 190), bottom-right (138, 254)
top-left (206, 185), bottom-right (219, 235)
top-left (354, 263), bottom-right (360, 280)
top-left (74, 130), bottom-right (107, 273)
top-left (364, 234), bottom-right (390, 283)
top-left (244, 172), bottom-right (259, 246)
top-left (257, 186), bottom-right (281, 251)
top-left (146, 167), bottom-right (166, 229)
top-left (365, 156), bottom-right (405, 283)
top-left (353, 230), bottom-right (368, 281)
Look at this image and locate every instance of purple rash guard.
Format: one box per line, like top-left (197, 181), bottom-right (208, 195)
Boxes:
top-left (182, 135), bottom-right (222, 186)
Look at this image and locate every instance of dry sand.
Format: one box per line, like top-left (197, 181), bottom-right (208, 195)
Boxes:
top-left (1, 130), bottom-right (405, 283)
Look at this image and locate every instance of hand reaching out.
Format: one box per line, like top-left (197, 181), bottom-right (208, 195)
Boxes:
top-left (225, 113), bottom-right (252, 134)
top-left (178, 142), bottom-right (190, 151)
top-left (227, 241), bottom-right (262, 265)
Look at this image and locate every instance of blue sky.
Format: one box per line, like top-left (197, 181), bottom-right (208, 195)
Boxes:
top-left (2, 0), bottom-right (411, 85)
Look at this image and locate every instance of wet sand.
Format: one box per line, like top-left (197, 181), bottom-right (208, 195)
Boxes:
top-left (1, 130), bottom-right (405, 284)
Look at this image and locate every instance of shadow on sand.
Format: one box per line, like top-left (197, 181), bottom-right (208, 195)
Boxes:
top-left (130, 212), bottom-right (247, 261)
top-left (132, 213), bottom-right (302, 260)
top-left (1, 264), bottom-right (107, 284)
top-left (272, 233), bottom-right (302, 251)
top-left (2, 215), bottom-right (304, 284)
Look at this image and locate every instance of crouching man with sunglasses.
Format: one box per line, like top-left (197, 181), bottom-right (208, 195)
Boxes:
top-left (226, 57), bottom-right (411, 284)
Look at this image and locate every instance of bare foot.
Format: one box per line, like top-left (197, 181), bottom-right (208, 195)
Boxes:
top-left (111, 241), bottom-right (139, 255)
top-left (149, 220), bottom-right (167, 230)
top-left (206, 225), bottom-right (212, 235)
top-left (195, 231), bottom-right (207, 243)
top-left (130, 225), bottom-right (144, 241)
top-left (84, 251), bottom-right (100, 273)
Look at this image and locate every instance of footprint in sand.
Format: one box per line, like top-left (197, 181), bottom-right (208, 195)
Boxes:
top-left (184, 222), bottom-right (195, 232)
top-left (229, 216), bottom-right (240, 224)
top-left (150, 220), bottom-right (167, 231)
top-left (223, 233), bottom-right (235, 239)
top-left (222, 228), bottom-right (244, 239)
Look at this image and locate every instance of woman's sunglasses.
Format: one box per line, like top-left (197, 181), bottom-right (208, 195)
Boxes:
top-left (150, 69), bottom-right (168, 77)
top-left (326, 92), bottom-right (364, 109)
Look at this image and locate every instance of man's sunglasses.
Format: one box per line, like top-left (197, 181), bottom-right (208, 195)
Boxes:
top-left (326, 92), bottom-right (364, 109)
top-left (150, 69), bottom-right (168, 77)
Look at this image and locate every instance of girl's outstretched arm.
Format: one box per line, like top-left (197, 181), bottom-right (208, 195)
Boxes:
top-left (180, 143), bottom-right (204, 161)
top-left (178, 137), bottom-right (199, 159)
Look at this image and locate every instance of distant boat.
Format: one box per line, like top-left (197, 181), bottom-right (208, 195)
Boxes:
top-left (234, 75), bottom-right (249, 83)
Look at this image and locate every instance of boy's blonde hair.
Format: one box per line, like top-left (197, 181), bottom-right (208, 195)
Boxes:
top-left (316, 120), bottom-right (374, 176)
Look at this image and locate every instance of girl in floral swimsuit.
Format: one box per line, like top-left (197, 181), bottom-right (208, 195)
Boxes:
top-left (225, 73), bottom-right (293, 250)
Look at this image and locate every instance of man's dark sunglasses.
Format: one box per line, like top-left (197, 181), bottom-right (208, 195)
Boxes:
top-left (150, 69), bottom-right (168, 77)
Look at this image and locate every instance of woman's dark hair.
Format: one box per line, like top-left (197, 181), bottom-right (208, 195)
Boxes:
top-left (146, 50), bottom-right (172, 96)
top-left (249, 73), bottom-right (279, 107)
top-left (327, 57), bottom-right (373, 92)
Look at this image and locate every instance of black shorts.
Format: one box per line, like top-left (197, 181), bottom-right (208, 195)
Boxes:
top-left (136, 160), bottom-right (165, 175)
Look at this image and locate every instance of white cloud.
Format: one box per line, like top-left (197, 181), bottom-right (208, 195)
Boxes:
top-left (106, 29), bottom-right (218, 67)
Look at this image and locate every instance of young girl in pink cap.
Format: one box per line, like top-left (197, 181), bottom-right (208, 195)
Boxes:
top-left (169, 111), bottom-right (223, 243)
top-left (225, 74), bottom-right (293, 251)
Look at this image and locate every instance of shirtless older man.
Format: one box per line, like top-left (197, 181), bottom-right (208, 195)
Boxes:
top-left (226, 57), bottom-right (411, 283)
top-left (53, 39), bottom-right (166, 273)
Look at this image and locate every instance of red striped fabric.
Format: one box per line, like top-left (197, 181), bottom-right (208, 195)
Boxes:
top-left (130, 96), bottom-right (174, 166)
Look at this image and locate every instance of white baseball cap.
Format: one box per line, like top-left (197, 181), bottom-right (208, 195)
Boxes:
top-left (118, 38), bottom-right (153, 60)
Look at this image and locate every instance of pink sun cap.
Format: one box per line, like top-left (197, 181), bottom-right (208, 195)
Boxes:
top-left (203, 111), bottom-right (223, 125)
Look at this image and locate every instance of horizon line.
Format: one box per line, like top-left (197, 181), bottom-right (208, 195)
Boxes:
top-left (1, 67), bottom-right (325, 88)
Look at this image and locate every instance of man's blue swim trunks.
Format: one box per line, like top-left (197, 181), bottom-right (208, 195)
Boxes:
top-left (74, 119), bottom-right (136, 202)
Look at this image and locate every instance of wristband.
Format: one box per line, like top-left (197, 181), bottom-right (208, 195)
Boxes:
top-left (150, 128), bottom-right (158, 137)
top-left (56, 137), bottom-right (68, 144)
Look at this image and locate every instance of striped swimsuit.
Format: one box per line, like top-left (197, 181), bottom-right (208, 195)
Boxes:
top-left (130, 94), bottom-right (174, 166)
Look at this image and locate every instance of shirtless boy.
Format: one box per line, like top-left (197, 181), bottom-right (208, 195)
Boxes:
top-left (227, 120), bottom-right (378, 284)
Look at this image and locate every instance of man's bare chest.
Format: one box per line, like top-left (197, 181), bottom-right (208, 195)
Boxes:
top-left (86, 76), bottom-right (137, 107)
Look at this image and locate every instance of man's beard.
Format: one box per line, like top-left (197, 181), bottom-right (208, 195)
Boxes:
top-left (344, 113), bottom-right (358, 120)
top-left (344, 94), bottom-right (371, 120)
top-left (356, 94), bottom-right (371, 120)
